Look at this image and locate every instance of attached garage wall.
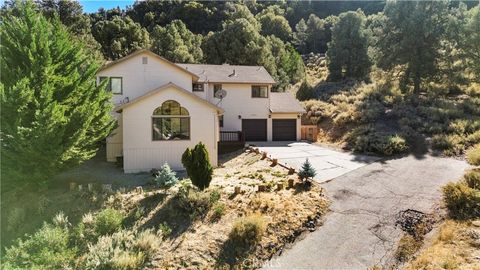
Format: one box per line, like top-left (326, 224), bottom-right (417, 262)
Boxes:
top-left (268, 113), bottom-right (301, 141)
top-left (242, 119), bottom-right (267, 141)
top-left (272, 119), bottom-right (297, 141)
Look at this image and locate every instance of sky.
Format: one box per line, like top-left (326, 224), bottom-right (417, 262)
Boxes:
top-left (79, 0), bottom-right (135, 13)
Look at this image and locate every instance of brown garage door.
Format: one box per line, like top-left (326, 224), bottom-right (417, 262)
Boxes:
top-left (273, 119), bottom-right (297, 141)
top-left (242, 119), bottom-right (267, 141)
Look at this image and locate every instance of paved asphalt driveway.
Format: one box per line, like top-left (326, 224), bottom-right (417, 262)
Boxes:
top-left (256, 143), bottom-right (469, 269)
top-left (256, 142), bottom-right (380, 182)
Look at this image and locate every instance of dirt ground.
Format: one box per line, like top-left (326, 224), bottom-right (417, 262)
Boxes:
top-left (113, 149), bottom-right (329, 269)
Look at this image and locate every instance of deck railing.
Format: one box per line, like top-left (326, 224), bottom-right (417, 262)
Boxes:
top-left (220, 131), bottom-right (244, 142)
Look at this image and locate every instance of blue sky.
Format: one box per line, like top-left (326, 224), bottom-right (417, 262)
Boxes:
top-left (79, 0), bottom-right (135, 13)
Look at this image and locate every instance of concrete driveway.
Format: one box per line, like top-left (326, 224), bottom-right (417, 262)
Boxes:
top-left (257, 143), bottom-right (469, 269)
top-left (256, 142), bottom-right (380, 182)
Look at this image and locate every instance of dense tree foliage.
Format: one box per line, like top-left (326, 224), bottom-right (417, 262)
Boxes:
top-left (92, 15), bottom-right (150, 60)
top-left (182, 143), bottom-right (213, 191)
top-left (257, 6), bottom-right (292, 42)
top-left (464, 6), bottom-right (480, 82)
top-left (0, 2), bottom-right (115, 189)
top-left (150, 20), bottom-right (203, 63)
top-left (327, 11), bottom-right (371, 80)
top-left (376, 1), bottom-right (450, 93)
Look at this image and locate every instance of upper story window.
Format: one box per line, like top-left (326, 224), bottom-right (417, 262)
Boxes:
top-left (193, 83), bottom-right (204, 92)
top-left (99, 76), bottom-right (122, 95)
top-left (251, 85), bottom-right (268, 98)
top-left (152, 100), bottom-right (190, 141)
top-left (214, 84), bottom-right (222, 97)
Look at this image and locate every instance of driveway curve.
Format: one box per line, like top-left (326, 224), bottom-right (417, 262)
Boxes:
top-left (262, 152), bottom-right (469, 269)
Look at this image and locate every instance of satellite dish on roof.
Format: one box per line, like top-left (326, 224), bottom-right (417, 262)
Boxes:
top-left (214, 89), bottom-right (227, 99)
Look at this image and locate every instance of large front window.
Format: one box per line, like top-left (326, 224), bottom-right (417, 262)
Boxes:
top-left (152, 100), bottom-right (190, 140)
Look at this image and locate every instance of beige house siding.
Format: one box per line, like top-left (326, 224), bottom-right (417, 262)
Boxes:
top-left (208, 83), bottom-right (271, 133)
top-left (121, 85), bottom-right (219, 173)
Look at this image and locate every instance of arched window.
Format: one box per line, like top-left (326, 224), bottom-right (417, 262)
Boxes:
top-left (152, 100), bottom-right (190, 141)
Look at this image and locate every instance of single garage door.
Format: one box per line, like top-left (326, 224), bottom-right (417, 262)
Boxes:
top-left (273, 119), bottom-right (297, 141)
top-left (242, 119), bottom-right (267, 141)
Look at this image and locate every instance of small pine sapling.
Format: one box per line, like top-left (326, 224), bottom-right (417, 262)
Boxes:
top-left (298, 158), bottom-right (317, 181)
top-left (155, 163), bottom-right (178, 187)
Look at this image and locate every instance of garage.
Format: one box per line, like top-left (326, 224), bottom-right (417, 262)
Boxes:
top-left (242, 119), bottom-right (267, 141)
top-left (273, 119), bottom-right (297, 141)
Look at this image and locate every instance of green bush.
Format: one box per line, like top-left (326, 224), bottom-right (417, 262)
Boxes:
top-left (94, 208), bottom-right (124, 236)
top-left (182, 142), bottom-right (213, 190)
top-left (229, 214), bottom-right (266, 247)
top-left (443, 181), bottom-right (480, 219)
top-left (3, 223), bottom-right (77, 269)
top-left (296, 81), bottom-right (316, 101)
top-left (209, 189), bottom-right (221, 203)
top-left (210, 202), bottom-right (226, 222)
top-left (467, 145), bottom-right (480, 166)
top-left (348, 126), bottom-right (408, 156)
top-left (298, 158), bottom-right (317, 180)
top-left (464, 170), bottom-right (480, 190)
top-left (154, 163), bottom-right (178, 188)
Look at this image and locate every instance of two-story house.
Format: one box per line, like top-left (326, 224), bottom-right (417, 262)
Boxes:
top-left (97, 49), bottom-right (305, 173)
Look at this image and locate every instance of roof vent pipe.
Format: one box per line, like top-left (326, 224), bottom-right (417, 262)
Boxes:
top-left (229, 69), bottom-right (236, 77)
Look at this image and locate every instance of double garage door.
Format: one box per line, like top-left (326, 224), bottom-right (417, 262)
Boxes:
top-left (242, 119), bottom-right (296, 141)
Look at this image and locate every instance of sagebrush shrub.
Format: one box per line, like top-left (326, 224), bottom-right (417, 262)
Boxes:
top-left (464, 170), bottom-right (480, 190)
top-left (79, 229), bottom-right (160, 270)
top-left (94, 208), bottom-right (124, 236)
top-left (177, 188), bottom-right (212, 218)
top-left (443, 181), bottom-right (480, 219)
top-left (210, 202), bottom-right (226, 222)
top-left (348, 126), bottom-right (408, 156)
top-left (467, 145), bottom-right (480, 166)
top-left (3, 223), bottom-right (76, 269)
top-left (229, 214), bottom-right (266, 247)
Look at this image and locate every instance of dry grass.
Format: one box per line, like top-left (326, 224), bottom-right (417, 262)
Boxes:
top-left (111, 150), bottom-right (329, 269)
top-left (405, 220), bottom-right (480, 270)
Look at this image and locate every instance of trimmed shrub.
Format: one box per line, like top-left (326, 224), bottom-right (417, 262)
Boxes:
top-left (3, 223), bottom-right (76, 269)
top-left (443, 181), bottom-right (480, 219)
top-left (182, 142), bottom-right (213, 190)
top-left (94, 208), bottom-right (124, 236)
top-left (229, 214), bottom-right (266, 247)
top-left (467, 145), bottom-right (480, 166)
top-left (154, 163), bottom-right (178, 187)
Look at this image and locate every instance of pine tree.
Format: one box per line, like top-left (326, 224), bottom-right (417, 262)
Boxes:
top-left (181, 142), bottom-right (213, 191)
top-left (0, 1), bottom-right (115, 190)
top-left (298, 159), bottom-right (317, 181)
top-left (326, 10), bottom-right (371, 81)
top-left (155, 163), bottom-right (178, 187)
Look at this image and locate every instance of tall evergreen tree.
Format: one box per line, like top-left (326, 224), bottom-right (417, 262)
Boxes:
top-left (376, 0), bottom-right (450, 93)
top-left (150, 20), bottom-right (203, 63)
top-left (327, 10), bottom-right (371, 81)
top-left (257, 10), bottom-right (292, 42)
top-left (0, 1), bottom-right (115, 190)
top-left (464, 6), bottom-right (480, 82)
top-left (293, 18), bottom-right (308, 54)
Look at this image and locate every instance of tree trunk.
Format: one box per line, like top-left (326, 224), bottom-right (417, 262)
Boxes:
top-left (413, 73), bottom-right (421, 95)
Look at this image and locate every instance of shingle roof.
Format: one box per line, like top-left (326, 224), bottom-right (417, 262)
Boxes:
top-left (269, 92), bottom-right (305, 113)
top-left (175, 63), bottom-right (276, 84)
